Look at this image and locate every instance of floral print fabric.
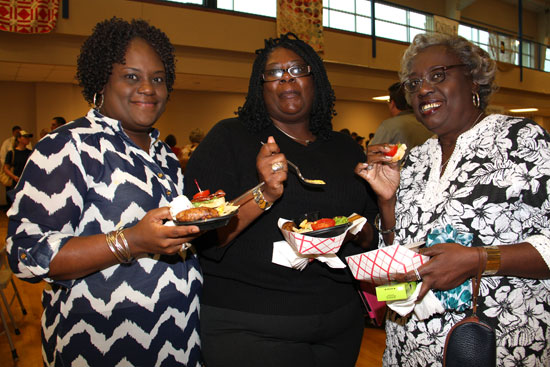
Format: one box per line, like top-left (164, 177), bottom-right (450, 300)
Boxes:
top-left (382, 115), bottom-right (550, 367)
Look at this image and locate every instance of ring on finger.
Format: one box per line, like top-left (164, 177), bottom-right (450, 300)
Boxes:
top-left (271, 162), bottom-right (284, 173)
top-left (414, 267), bottom-right (422, 281)
top-left (367, 164), bottom-right (374, 170)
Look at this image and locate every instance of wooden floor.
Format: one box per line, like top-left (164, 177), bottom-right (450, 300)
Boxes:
top-left (0, 210), bottom-right (386, 366)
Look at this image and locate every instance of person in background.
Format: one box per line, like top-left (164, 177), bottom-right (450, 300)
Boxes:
top-left (339, 128), bottom-right (351, 135)
top-left (185, 32), bottom-right (378, 367)
top-left (369, 82), bottom-right (432, 149)
top-left (3, 129), bottom-right (33, 206)
top-left (7, 17), bottom-right (203, 367)
top-left (0, 125), bottom-right (32, 165)
top-left (365, 132), bottom-right (374, 146)
top-left (180, 128), bottom-right (204, 171)
top-left (50, 116), bottom-right (67, 131)
top-left (356, 32), bottom-right (550, 366)
top-left (355, 134), bottom-right (365, 148)
top-left (39, 128), bottom-right (49, 139)
top-left (165, 133), bottom-right (183, 159)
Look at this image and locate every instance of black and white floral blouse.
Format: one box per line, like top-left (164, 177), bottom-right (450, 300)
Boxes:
top-left (382, 114), bottom-right (550, 367)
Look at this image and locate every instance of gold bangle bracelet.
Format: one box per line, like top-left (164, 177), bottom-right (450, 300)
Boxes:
top-left (115, 228), bottom-right (133, 263)
top-left (106, 228), bottom-right (134, 264)
top-left (482, 246), bottom-right (501, 276)
top-left (106, 231), bottom-right (124, 263)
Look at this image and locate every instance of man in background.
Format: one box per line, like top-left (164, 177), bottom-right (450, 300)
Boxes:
top-left (370, 82), bottom-right (432, 149)
top-left (50, 116), bottom-right (67, 131)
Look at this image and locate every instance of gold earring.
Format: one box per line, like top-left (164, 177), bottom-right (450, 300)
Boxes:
top-left (472, 92), bottom-right (480, 108)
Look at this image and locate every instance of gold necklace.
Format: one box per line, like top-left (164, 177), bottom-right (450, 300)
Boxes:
top-left (273, 124), bottom-right (312, 145)
top-left (440, 112), bottom-right (484, 171)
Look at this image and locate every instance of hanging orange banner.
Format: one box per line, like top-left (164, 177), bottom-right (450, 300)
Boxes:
top-left (0, 0), bottom-right (59, 34)
top-left (277, 0), bottom-right (323, 53)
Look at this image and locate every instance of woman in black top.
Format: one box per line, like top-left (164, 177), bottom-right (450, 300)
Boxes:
top-left (4, 130), bottom-right (33, 204)
top-left (185, 33), bottom-right (379, 367)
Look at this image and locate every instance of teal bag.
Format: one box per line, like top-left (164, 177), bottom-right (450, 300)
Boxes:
top-left (426, 225), bottom-right (473, 311)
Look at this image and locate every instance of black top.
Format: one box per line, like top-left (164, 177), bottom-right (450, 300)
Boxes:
top-left (185, 118), bottom-right (378, 315)
top-left (5, 148), bottom-right (32, 177)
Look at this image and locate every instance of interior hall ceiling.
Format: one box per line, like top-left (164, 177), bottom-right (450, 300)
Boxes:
top-left (0, 0), bottom-right (548, 116)
top-left (499, 0), bottom-right (550, 12)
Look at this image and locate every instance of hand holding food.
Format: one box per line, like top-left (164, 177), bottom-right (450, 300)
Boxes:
top-left (257, 136), bottom-right (287, 204)
top-left (355, 144), bottom-right (403, 201)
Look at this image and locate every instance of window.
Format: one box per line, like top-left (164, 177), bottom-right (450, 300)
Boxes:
top-left (458, 24), bottom-right (490, 52)
top-left (518, 40), bottom-right (534, 68)
top-left (217, 0), bottom-right (276, 17)
top-left (162, 0), bottom-right (204, 4)
top-left (322, 0), bottom-right (428, 42)
top-left (155, 0), bottom-right (547, 72)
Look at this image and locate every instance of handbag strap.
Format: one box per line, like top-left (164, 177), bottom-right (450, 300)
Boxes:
top-left (471, 247), bottom-right (488, 315)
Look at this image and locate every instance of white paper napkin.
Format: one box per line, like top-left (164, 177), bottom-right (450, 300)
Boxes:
top-left (165, 195), bottom-right (194, 250)
top-left (386, 282), bottom-right (445, 320)
top-left (168, 195), bottom-right (193, 221)
top-left (272, 240), bottom-right (346, 270)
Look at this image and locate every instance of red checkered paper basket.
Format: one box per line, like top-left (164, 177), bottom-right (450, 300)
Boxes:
top-left (277, 218), bottom-right (347, 255)
top-left (346, 244), bottom-right (429, 285)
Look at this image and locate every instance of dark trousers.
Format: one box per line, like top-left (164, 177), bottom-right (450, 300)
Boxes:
top-left (200, 296), bottom-right (364, 367)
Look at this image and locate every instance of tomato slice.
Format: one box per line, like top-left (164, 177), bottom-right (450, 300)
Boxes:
top-left (193, 190), bottom-right (211, 200)
top-left (385, 145), bottom-right (398, 157)
top-left (311, 218), bottom-right (336, 231)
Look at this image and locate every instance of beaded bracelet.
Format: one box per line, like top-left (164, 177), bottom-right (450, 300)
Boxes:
top-left (374, 213), bottom-right (395, 235)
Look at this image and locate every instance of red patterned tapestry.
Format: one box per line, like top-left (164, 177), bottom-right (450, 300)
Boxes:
top-left (277, 0), bottom-right (323, 53)
top-left (0, 0), bottom-right (59, 34)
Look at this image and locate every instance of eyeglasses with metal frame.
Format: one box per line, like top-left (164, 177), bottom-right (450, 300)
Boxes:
top-left (402, 64), bottom-right (467, 93)
top-left (262, 65), bottom-right (311, 82)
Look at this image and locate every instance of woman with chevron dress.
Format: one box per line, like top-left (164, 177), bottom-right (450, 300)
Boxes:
top-left (6, 18), bottom-right (203, 366)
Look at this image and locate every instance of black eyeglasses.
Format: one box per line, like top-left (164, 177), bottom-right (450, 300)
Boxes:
top-left (402, 64), bottom-right (467, 93)
top-left (262, 65), bottom-right (311, 82)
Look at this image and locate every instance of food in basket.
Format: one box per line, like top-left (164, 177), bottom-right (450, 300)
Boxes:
top-left (282, 215), bottom-right (350, 234)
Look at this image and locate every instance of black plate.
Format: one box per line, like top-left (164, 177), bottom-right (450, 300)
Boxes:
top-left (174, 210), bottom-right (237, 231)
top-left (304, 222), bottom-right (351, 238)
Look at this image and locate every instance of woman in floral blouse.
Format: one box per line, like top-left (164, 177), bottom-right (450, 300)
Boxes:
top-left (356, 33), bottom-right (550, 366)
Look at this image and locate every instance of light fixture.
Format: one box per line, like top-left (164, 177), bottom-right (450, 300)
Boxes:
top-left (372, 95), bottom-right (390, 102)
top-left (509, 108), bottom-right (539, 113)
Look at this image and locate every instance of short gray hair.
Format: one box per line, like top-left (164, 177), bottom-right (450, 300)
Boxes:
top-left (399, 32), bottom-right (498, 111)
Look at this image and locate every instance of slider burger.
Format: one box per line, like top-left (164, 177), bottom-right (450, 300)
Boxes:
top-left (175, 189), bottom-right (238, 222)
top-left (385, 143), bottom-right (407, 162)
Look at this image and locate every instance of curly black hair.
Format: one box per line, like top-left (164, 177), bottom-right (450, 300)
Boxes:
top-left (76, 17), bottom-right (176, 104)
top-left (237, 33), bottom-right (336, 140)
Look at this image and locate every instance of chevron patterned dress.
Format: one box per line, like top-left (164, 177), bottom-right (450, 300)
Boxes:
top-left (6, 109), bottom-right (203, 366)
